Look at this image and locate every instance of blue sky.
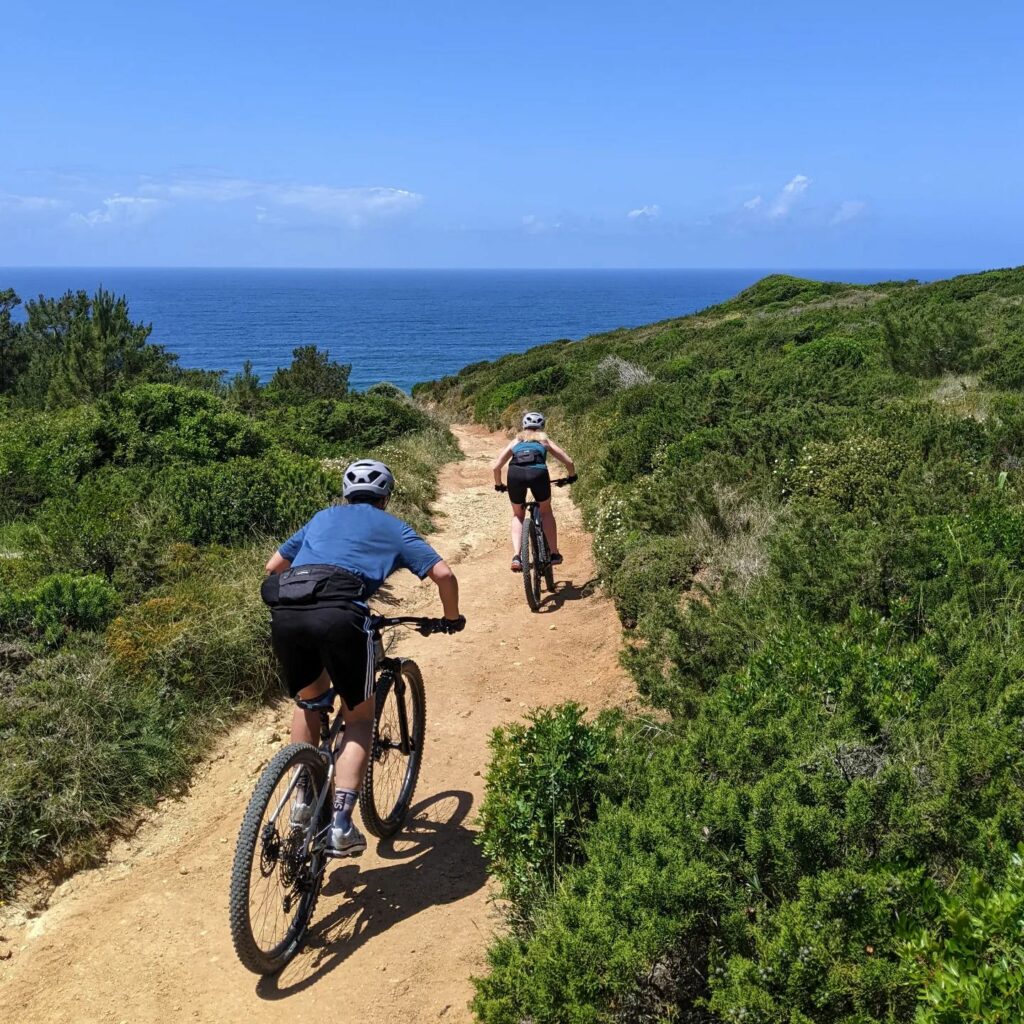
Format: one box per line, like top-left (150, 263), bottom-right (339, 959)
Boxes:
top-left (1, 1), bottom-right (1021, 268)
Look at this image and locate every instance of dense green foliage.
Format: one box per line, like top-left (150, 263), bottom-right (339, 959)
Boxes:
top-left (477, 704), bottom-right (621, 919)
top-left (420, 269), bottom-right (1024, 1021)
top-left (899, 850), bottom-right (1024, 1023)
top-left (0, 287), bottom-right (457, 894)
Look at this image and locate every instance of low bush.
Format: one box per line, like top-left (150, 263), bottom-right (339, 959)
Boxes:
top-left (476, 704), bottom-right (619, 919)
top-left (165, 450), bottom-right (340, 545)
top-left (26, 468), bottom-right (176, 589)
top-left (0, 549), bottom-right (276, 893)
top-left (899, 851), bottom-right (1024, 1024)
top-left (101, 383), bottom-right (270, 466)
top-left (0, 405), bottom-right (103, 518)
top-left (0, 573), bottom-right (119, 646)
top-left (425, 268), bottom-right (1024, 1021)
top-left (0, 286), bottom-right (459, 897)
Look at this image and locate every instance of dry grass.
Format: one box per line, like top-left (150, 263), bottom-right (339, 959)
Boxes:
top-left (685, 483), bottom-right (781, 596)
top-left (928, 373), bottom-right (991, 422)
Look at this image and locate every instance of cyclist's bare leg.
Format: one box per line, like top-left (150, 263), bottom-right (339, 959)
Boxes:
top-left (510, 503), bottom-right (526, 553)
top-left (335, 694), bottom-right (374, 791)
top-left (539, 499), bottom-right (559, 555)
top-left (291, 670), bottom-right (331, 745)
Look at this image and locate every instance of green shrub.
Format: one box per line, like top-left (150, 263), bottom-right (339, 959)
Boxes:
top-left (728, 274), bottom-right (849, 310)
top-left (0, 573), bottom-right (119, 646)
top-left (0, 405), bottom-right (103, 518)
top-left (26, 468), bottom-right (175, 588)
top-left (165, 450), bottom-right (340, 545)
top-left (438, 269), bottom-right (1024, 1021)
top-left (101, 383), bottom-right (269, 465)
top-left (899, 851), bottom-right (1024, 1023)
top-left (477, 703), bottom-right (618, 918)
top-left (0, 548), bottom-right (276, 894)
top-left (264, 344), bottom-right (350, 404)
top-left (787, 435), bottom-right (910, 518)
top-left (605, 534), bottom-right (696, 628)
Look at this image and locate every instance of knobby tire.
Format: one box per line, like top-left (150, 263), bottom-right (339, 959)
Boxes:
top-left (229, 743), bottom-right (329, 975)
top-left (360, 660), bottom-right (427, 838)
top-left (522, 518), bottom-right (542, 612)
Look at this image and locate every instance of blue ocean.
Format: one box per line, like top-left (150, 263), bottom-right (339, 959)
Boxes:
top-left (0, 268), bottom-right (961, 391)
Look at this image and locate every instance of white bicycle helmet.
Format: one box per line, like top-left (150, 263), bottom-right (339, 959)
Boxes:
top-left (342, 459), bottom-right (395, 499)
top-left (522, 411), bottom-right (546, 430)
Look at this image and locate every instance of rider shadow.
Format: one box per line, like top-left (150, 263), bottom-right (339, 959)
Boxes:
top-left (256, 789), bottom-right (487, 1000)
top-left (537, 576), bottom-right (600, 614)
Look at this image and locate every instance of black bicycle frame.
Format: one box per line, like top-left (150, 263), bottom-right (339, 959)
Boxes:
top-left (288, 615), bottom-right (428, 855)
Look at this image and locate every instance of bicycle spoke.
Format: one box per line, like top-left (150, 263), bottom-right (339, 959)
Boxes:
top-left (230, 747), bottom-right (327, 973)
top-left (361, 662), bottom-right (426, 838)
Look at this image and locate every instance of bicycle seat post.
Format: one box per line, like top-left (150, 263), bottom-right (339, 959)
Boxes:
top-left (319, 710), bottom-right (331, 744)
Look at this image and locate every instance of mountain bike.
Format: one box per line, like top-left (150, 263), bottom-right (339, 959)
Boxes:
top-left (515, 477), bottom-right (572, 613)
top-left (228, 614), bottom-right (450, 975)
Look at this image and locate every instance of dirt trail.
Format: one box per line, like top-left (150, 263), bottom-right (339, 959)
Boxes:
top-left (0, 424), bottom-right (630, 1024)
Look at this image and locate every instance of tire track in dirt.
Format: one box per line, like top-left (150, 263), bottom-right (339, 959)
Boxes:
top-left (0, 423), bottom-right (630, 1024)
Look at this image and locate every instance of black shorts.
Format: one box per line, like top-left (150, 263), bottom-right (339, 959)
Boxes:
top-left (507, 463), bottom-right (551, 505)
top-left (270, 604), bottom-right (376, 710)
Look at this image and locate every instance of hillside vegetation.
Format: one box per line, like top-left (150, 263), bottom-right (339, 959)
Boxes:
top-left (417, 269), bottom-right (1024, 1022)
top-left (0, 286), bottom-right (457, 896)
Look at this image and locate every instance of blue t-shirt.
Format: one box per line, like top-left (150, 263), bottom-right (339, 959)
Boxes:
top-left (278, 504), bottom-right (442, 599)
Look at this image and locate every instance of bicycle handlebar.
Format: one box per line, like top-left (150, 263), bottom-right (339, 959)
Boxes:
top-left (494, 475), bottom-right (576, 494)
top-left (369, 614), bottom-right (466, 636)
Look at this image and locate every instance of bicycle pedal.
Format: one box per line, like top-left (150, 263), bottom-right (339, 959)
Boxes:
top-left (325, 846), bottom-right (365, 859)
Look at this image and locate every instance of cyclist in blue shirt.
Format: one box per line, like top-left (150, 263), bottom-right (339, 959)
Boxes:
top-left (263, 459), bottom-right (464, 856)
top-left (491, 411), bottom-right (577, 572)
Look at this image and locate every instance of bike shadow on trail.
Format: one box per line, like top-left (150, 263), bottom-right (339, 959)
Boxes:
top-left (537, 576), bottom-right (600, 614)
top-left (256, 789), bottom-right (487, 1000)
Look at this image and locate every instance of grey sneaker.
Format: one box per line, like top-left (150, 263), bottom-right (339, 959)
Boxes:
top-left (327, 820), bottom-right (367, 858)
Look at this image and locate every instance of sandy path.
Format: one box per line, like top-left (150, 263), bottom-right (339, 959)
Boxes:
top-left (0, 424), bottom-right (629, 1024)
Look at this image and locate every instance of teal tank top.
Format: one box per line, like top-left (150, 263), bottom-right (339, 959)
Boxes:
top-left (511, 440), bottom-right (548, 466)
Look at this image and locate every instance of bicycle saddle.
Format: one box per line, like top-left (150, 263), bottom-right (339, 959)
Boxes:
top-left (295, 687), bottom-right (337, 712)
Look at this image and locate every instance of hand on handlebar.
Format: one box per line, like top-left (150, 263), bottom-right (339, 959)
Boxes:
top-left (418, 615), bottom-right (467, 636)
top-left (555, 474), bottom-right (578, 487)
top-left (494, 483), bottom-right (507, 493)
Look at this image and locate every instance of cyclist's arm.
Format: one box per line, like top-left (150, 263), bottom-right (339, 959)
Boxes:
top-left (427, 560), bottom-right (460, 620)
top-left (265, 551), bottom-right (292, 574)
top-left (546, 439), bottom-right (576, 476)
top-left (491, 443), bottom-right (514, 485)
top-left (269, 522), bottom-right (308, 574)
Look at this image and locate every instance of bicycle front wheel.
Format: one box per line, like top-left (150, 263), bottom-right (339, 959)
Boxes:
top-left (360, 660), bottom-right (426, 838)
top-left (522, 519), bottom-right (542, 612)
top-left (229, 743), bottom-right (328, 975)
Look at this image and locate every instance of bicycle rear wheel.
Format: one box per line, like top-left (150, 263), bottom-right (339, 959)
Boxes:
top-left (360, 660), bottom-right (426, 838)
top-left (229, 743), bottom-right (329, 975)
top-left (521, 518), bottom-right (542, 612)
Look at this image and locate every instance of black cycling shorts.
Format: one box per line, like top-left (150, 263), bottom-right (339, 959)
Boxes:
top-left (507, 463), bottom-right (551, 505)
top-left (270, 604), bottom-right (375, 710)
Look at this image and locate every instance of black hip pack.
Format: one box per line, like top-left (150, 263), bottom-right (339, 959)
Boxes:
top-left (261, 564), bottom-right (366, 609)
top-left (512, 447), bottom-right (546, 467)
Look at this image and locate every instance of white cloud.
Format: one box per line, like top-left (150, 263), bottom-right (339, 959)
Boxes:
top-left (767, 174), bottom-right (811, 220)
top-left (736, 175), bottom-right (813, 225)
top-left (275, 185), bottom-right (422, 224)
top-left (830, 199), bottom-right (867, 225)
top-left (0, 192), bottom-right (69, 214)
top-left (521, 213), bottom-right (563, 234)
top-left (137, 176), bottom-right (423, 227)
top-left (140, 177), bottom-right (260, 202)
top-left (627, 204), bottom-right (660, 220)
top-left (72, 195), bottom-right (163, 227)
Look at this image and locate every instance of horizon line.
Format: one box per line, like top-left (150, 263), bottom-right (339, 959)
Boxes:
top-left (0, 264), bottom-right (984, 273)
